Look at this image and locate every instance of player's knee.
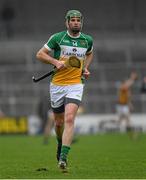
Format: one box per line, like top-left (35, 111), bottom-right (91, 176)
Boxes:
top-left (65, 114), bottom-right (74, 124)
top-left (54, 119), bottom-right (64, 127)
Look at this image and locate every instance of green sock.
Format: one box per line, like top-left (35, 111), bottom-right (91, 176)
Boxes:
top-left (60, 145), bottom-right (70, 161)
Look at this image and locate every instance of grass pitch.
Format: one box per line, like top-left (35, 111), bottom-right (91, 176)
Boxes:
top-left (0, 133), bottom-right (146, 179)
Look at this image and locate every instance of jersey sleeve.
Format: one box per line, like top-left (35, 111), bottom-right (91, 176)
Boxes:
top-left (86, 36), bottom-right (93, 54)
top-left (44, 34), bottom-right (58, 51)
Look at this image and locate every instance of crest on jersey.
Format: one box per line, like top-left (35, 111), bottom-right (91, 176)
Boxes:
top-left (80, 40), bottom-right (86, 46)
top-left (72, 40), bottom-right (78, 47)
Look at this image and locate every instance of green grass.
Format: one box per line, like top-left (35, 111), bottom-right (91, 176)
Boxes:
top-left (0, 133), bottom-right (146, 179)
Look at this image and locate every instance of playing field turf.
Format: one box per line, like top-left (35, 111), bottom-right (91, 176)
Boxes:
top-left (0, 133), bottom-right (146, 179)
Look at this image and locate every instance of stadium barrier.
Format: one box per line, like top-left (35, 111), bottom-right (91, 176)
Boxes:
top-left (74, 114), bottom-right (145, 134)
top-left (0, 117), bottom-right (27, 134)
top-left (0, 114), bottom-right (145, 135)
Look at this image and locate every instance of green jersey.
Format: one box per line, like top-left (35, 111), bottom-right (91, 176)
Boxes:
top-left (44, 30), bottom-right (93, 85)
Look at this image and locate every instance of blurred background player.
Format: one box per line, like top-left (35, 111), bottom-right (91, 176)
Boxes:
top-left (37, 95), bottom-right (54, 144)
top-left (140, 76), bottom-right (146, 93)
top-left (116, 72), bottom-right (138, 137)
top-left (43, 110), bottom-right (54, 144)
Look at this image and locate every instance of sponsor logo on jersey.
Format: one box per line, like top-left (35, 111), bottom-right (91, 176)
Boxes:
top-left (73, 48), bottom-right (77, 52)
top-left (61, 45), bottom-right (86, 58)
top-left (62, 51), bottom-right (85, 58)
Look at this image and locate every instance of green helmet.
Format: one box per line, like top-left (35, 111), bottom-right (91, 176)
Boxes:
top-left (65, 10), bottom-right (83, 21)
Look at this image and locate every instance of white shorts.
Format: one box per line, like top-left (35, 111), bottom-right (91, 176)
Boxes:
top-left (116, 104), bottom-right (130, 116)
top-left (50, 83), bottom-right (84, 113)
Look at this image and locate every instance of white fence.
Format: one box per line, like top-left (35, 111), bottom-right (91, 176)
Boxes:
top-left (27, 114), bottom-right (146, 135)
top-left (74, 114), bottom-right (146, 134)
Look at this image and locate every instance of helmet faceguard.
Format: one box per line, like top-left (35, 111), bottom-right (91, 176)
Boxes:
top-left (65, 10), bottom-right (83, 23)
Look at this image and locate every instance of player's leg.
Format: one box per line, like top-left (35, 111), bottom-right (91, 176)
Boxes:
top-left (53, 111), bottom-right (64, 161)
top-left (123, 106), bottom-right (131, 132)
top-left (63, 103), bottom-right (78, 145)
top-left (50, 83), bottom-right (84, 169)
top-left (116, 104), bottom-right (123, 127)
top-left (125, 113), bottom-right (134, 138)
top-left (125, 114), bottom-right (130, 128)
top-left (43, 111), bottom-right (54, 144)
top-left (49, 84), bottom-right (65, 162)
top-left (59, 102), bottom-right (79, 169)
top-left (58, 84), bottom-right (83, 169)
top-left (43, 118), bottom-right (51, 144)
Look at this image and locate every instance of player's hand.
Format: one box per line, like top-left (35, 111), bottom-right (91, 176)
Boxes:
top-left (55, 60), bottom-right (66, 70)
top-left (83, 68), bottom-right (90, 79)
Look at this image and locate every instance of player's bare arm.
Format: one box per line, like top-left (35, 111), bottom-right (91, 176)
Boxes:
top-left (36, 47), bottom-right (65, 70)
top-left (124, 72), bottom-right (138, 88)
top-left (83, 51), bottom-right (93, 79)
